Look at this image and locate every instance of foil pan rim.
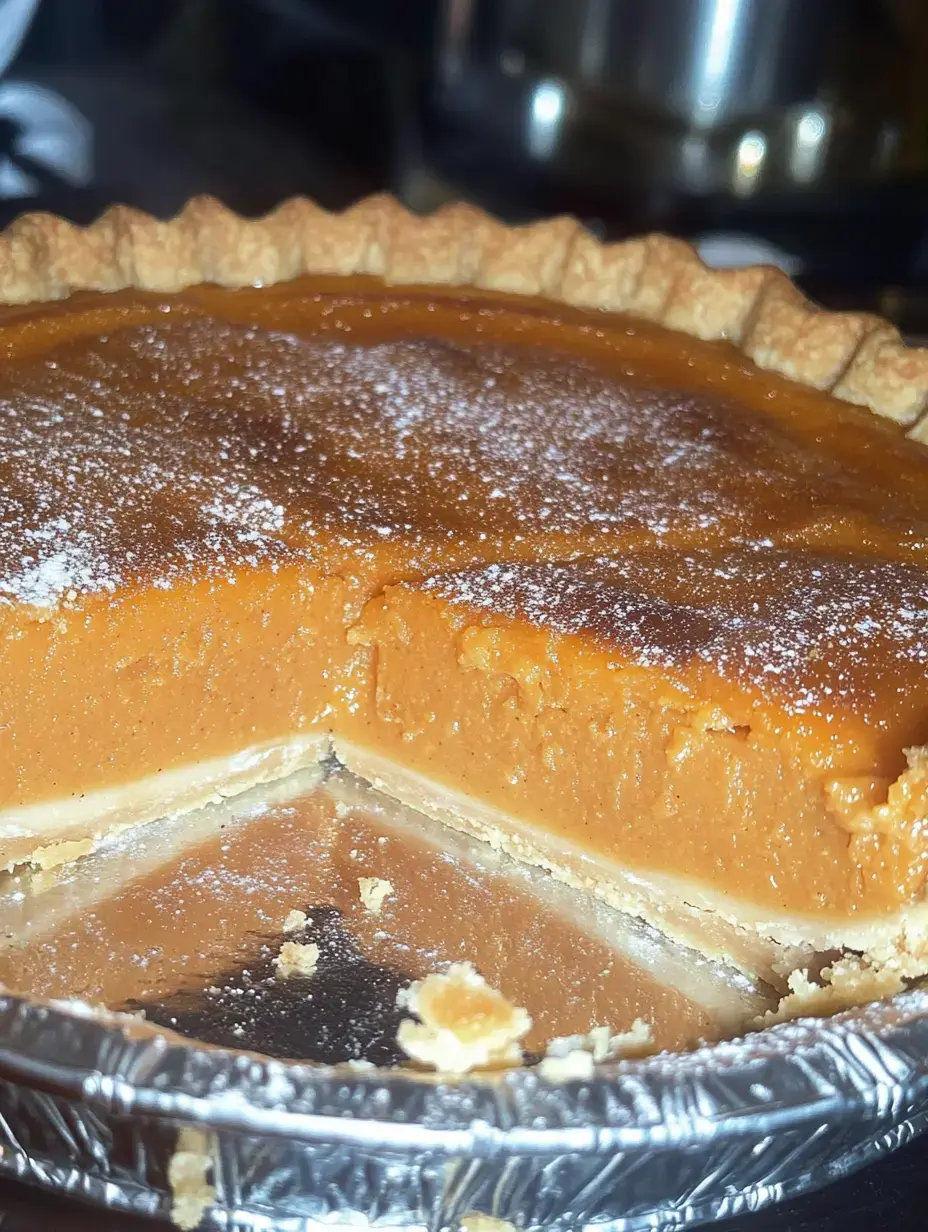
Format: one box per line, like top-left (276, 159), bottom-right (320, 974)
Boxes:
top-left (0, 984), bottom-right (925, 1151)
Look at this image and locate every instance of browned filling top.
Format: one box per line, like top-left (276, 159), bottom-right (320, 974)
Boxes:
top-left (1, 277), bottom-right (927, 786)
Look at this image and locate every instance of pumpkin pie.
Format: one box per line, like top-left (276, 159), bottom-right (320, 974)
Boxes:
top-left (1, 195), bottom-right (928, 983)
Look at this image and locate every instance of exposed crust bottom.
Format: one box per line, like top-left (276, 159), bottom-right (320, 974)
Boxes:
top-left (8, 732), bottom-right (928, 984)
top-left (0, 733), bottom-right (331, 871)
top-left (332, 739), bottom-right (928, 983)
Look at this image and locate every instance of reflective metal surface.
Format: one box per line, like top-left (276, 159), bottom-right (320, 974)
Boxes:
top-left (0, 985), bottom-right (925, 1228)
top-left (433, 0), bottom-right (926, 197)
top-left (515, 0), bottom-right (830, 128)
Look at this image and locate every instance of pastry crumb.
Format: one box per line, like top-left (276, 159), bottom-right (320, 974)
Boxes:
top-left (29, 837), bottom-right (96, 871)
top-left (537, 1049), bottom-right (596, 1082)
top-left (540, 1019), bottom-right (654, 1079)
top-left (460, 1217), bottom-right (517, 1232)
top-left (168, 1126), bottom-right (215, 1230)
top-left (358, 876), bottom-right (394, 916)
top-left (861, 942), bottom-right (928, 980)
top-left (395, 961), bottom-right (530, 1074)
top-left (282, 908), bottom-right (308, 933)
top-left (759, 957), bottom-right (905, 1027)
top-left (49, 999), bottom-right (148, 1029)
top-left (600, 1018), bottom-right (654, 1058)
top-left (274, 940), bottom-right (320, 979)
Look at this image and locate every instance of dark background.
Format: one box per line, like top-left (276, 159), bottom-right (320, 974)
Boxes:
top-left (2, 0), bottom-right (928, 327)
top-left (0, 1), bottom-right (925, 1226)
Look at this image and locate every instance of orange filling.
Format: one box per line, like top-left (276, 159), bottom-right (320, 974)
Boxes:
top-left (0, 278), bottom-right (927, 940)
top-left (346, 571), bottom-right (928, 923)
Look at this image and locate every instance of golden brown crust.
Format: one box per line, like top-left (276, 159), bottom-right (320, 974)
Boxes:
top-left (662, 260), bottom-right (772, 344)
top-left (836, 326), bottom-right (928, 430)
top-left (742, 272), bottom-right (882, 393)
top-left (627, 234), bottom-right (696, 321)
top-left (0, 193), bottom-right (925, 428)
top-left (560, 230), bottom-right (648, 312)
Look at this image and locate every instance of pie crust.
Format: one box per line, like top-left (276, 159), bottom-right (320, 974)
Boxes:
top-left (1, 193), bottom-right (925, 429)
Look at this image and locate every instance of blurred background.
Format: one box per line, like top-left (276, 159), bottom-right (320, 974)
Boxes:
top-left (0, 0), bottom-right (926, 328)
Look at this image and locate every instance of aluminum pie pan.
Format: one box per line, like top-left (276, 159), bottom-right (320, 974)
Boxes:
top-left (0, 985), bottom-right (923, 1229)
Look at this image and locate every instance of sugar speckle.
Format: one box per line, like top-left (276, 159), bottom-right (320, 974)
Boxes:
top-left (5, 317), bottom-right (916, 613)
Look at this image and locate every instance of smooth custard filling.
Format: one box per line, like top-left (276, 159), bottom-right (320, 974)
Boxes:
top-left (1, 277), bottom-right (928, 967)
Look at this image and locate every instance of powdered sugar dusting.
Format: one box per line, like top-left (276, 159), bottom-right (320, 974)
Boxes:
top-left (422, 551), bottom-right (928, 724)
top-left (0, 323), bottom-right (305, 609)
top-left (12, 537), bottom-right (114, 607)
top-left (0, 313), bottom-right (923, 615)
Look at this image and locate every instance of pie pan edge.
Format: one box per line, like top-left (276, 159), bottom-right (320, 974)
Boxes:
top-left (0, 985), bottom-right (923, 1227)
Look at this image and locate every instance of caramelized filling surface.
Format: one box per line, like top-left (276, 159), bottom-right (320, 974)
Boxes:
top-left (1, 278), bottom-right (927, 928)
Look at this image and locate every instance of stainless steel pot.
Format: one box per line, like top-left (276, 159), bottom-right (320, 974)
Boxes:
top-left (434, 0), bottom-right (927, 197)
top-left (510, 0), bottom-right (830, 129)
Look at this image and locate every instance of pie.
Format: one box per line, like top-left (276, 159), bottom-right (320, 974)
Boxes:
top-left (1, 194), bottom-right (928, 986)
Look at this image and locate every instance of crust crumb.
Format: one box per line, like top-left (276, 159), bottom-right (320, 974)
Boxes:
top-left (396, 961), bottom-right (531, 1073)
top-left (282, 908), bottom-right (308, 933)
top-left (537, 1049), bottom-right (596, 1082)
top-left (539, 1019), bottom-right (654, 1080)
top-left (274, 940), bottom-right (320, 979)
top-left (168, 1126), bottom-right (215, 1230)
top-left (460, 1217), bottom-right (517, 1232)
top-left (758, 956), bottom-right (905, 1027)
top-left (861, 936), bottom-right (928, 980)
top-left (28, 837), bottom-right (95, 872)
top-left (358, 876), bottom-right (394, 916)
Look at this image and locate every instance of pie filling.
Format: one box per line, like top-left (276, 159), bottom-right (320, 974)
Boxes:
top-left (0, 734), bottom-right (329, 869)
top-left (2, 277), bottom-right (928, 977)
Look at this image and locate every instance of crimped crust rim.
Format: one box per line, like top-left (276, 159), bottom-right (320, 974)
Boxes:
top-left (1, 192), bottom-right (926, 433)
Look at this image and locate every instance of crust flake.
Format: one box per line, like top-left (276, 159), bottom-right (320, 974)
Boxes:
top-left (274, 940), bottom-right (320, 979)
top-left (395, 961), bottom-right (530, 1073)
top-left (758, 957), bottom-right (905, 1028)
top-left (168, 1126), bottom-right (215, 1231)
